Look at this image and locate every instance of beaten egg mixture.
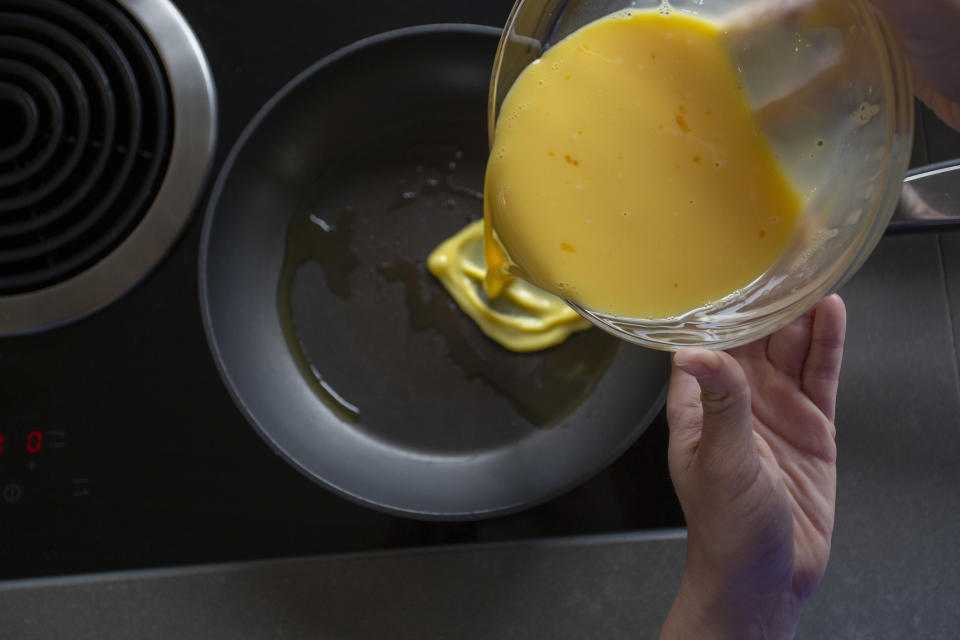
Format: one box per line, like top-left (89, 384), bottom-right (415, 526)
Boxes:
top-left (432, 8), bottom-right (800, 349)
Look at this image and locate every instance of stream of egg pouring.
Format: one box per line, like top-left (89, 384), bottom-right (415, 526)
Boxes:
top-left (431, 6), bottom-right (801, 349)
top-left (427, 219), bottom-right (592, 352)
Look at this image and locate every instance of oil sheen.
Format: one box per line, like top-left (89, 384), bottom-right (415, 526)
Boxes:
top-left (278, 133), bottom-right (620, 430)
top-left (484, 8), bottom-right (801, 320)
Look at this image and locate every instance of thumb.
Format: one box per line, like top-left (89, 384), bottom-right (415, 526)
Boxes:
top-left (674, 348), bottom-right (755, 461)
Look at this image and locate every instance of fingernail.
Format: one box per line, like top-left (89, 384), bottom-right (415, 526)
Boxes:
top-left (674, 348), bottom-right (719, 379)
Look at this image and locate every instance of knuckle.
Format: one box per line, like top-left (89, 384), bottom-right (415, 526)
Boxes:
top-left (809, 362), bottom-right (840, 382)
top-left (700, 389), bottom-right (742, 416)
top-left (813, 333), bottom-right (845, 352)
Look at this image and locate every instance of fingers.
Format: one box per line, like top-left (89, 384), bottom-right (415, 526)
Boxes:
top-left (721, 0), bottom-right (813, 32)
top-left (667, 356), bottom-right (707, 454)
top-left (765, 309), bottom-right (815, 380)
top-left (674, 348), bottom-right (755, 463)
top-left (668, 356), bottom-right (701, 421)
top-left (871, 0), bottom-right (960, 115)
top-left (801, 294), bottom-right (847, 422)
top-left (915, 80), bottom-right (960, 133)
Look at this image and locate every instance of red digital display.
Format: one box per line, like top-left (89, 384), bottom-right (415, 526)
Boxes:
top-left (0, 433), bottom-right (4, 455)
top-left (26, 430), bottom-right (43, 454)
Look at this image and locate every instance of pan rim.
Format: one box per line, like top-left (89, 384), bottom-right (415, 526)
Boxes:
top-left (198, 23), bottom-right (669, 520)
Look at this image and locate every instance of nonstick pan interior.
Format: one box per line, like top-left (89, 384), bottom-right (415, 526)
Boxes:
top-left (200, 25), bottom-right (670, 519)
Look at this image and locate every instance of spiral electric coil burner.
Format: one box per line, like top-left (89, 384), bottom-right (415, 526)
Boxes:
top-left (0, 0), bottom-right (215, 334)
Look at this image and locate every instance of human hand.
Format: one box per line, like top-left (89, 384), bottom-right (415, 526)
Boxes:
top-left (660, 294), bottom-right (846, 640)
top-left (872, 0), bottom-right (960, 131)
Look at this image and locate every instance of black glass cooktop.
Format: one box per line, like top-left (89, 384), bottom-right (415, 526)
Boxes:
top-left (0, 0), bottom-right (685, 581)
top-left (2, 0), bottom-right (957, 583)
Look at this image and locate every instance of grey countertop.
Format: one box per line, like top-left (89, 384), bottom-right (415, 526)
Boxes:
top-left (3, 231), bottom-right (960, 638)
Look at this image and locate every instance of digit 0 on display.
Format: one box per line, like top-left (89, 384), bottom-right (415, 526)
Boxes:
top-left (26, 431), bottom-right (43, 454)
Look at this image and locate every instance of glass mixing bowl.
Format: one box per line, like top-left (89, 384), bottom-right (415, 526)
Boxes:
top-left (488, 0), bottom-right (914, 350)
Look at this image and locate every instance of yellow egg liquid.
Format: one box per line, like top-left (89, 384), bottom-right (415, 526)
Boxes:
top-left (484, 8), bottom-right (801, 320)
top-left (428, 220), bottom-right (591, 352)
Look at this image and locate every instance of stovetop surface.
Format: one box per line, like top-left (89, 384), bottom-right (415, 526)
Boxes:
top-left (3, 0), bottom-right (958, 582)
top-left (0, 0), bottom-right (689, 581)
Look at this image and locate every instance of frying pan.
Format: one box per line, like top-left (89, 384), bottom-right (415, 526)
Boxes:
top-left (199, 24), bottom-right (670, 519)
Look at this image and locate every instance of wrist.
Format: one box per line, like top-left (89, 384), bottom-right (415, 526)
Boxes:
top-left (661, 569), bottom-right (804, 640)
